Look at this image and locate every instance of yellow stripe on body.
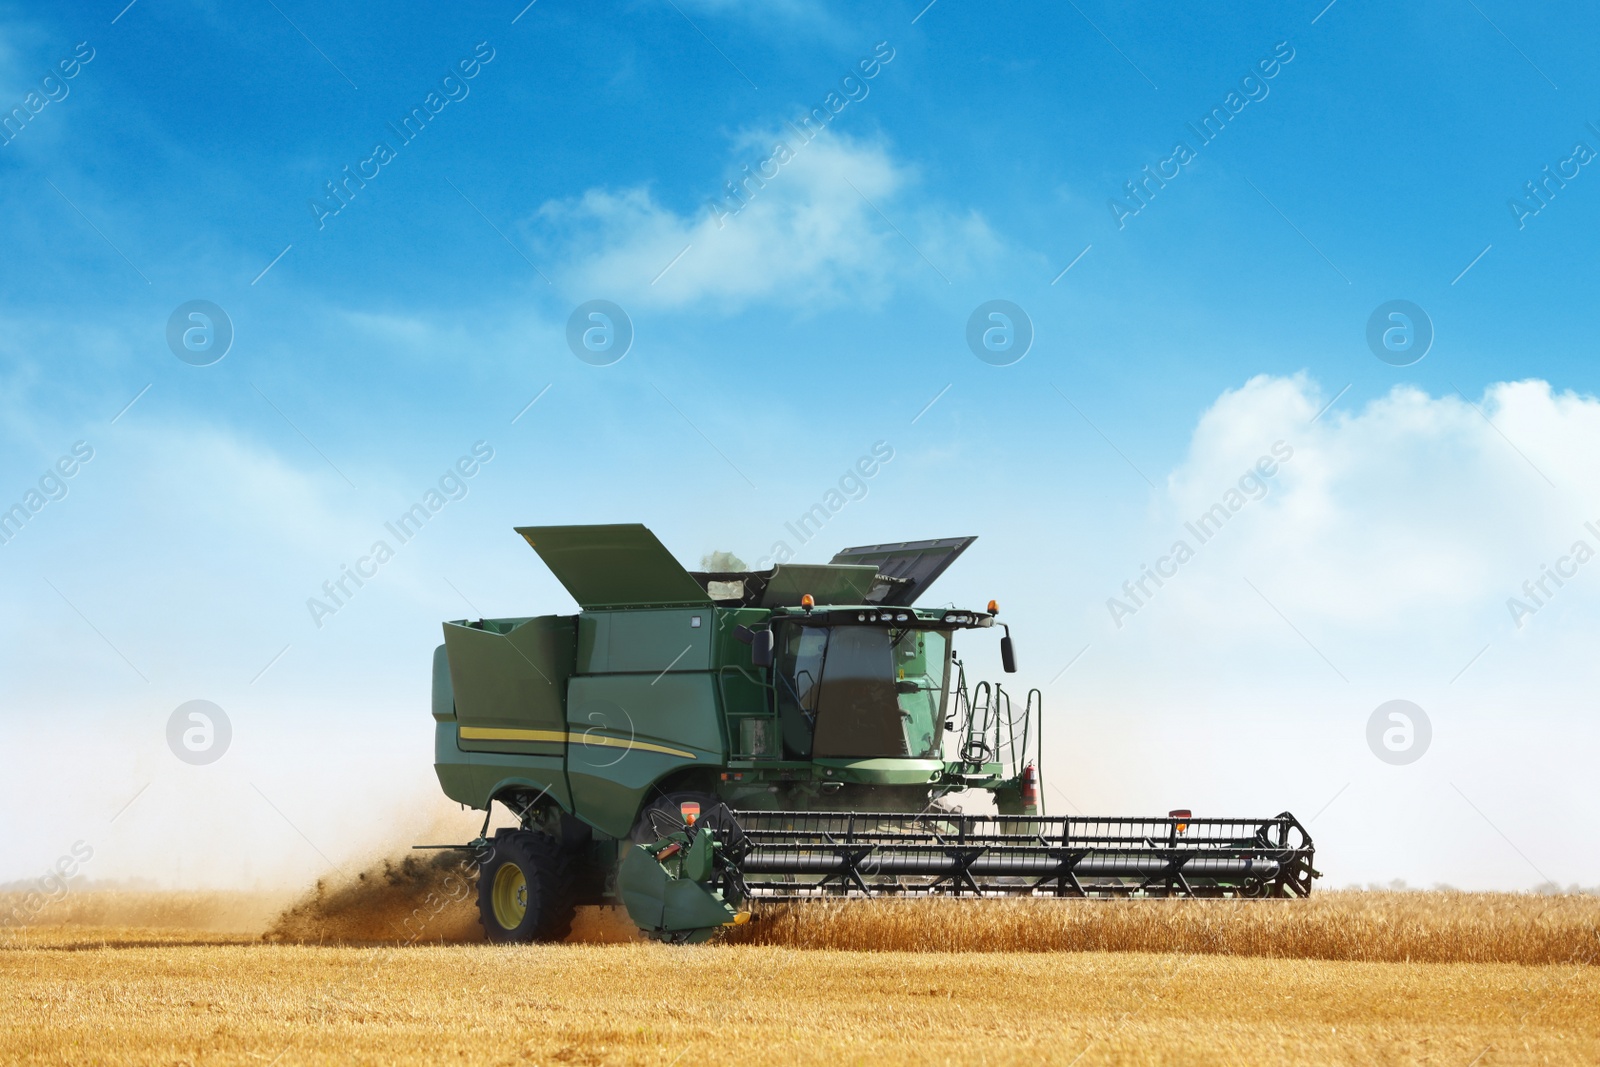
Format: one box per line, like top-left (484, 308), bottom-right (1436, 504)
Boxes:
top-left (457, 726), bottom-right (695, 760)
top-left (458, 727), bottom-right (567, 743)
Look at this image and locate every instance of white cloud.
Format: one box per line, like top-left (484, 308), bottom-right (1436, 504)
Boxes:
top-left (1136, 375), bottom-right (1598, 644)
top-left (534, 130), bottom-right (1003, 310)
top-left (1063, 374), bottom-right (1600, 889)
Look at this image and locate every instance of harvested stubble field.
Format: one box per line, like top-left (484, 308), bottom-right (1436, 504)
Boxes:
top-left (4, 885), bottom-right (1598, 1066)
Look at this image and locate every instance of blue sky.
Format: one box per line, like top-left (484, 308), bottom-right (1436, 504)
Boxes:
top-left (4, 1), bottom-right (1600, 893)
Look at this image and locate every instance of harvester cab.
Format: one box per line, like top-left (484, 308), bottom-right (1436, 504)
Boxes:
top-left (426, 524), bottom-right (1317, 945)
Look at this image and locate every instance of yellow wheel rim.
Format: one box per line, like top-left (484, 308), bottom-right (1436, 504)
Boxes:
top-left (492, 862), bottom-right (528, 930)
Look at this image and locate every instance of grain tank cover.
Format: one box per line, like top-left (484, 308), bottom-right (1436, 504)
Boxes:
top-left (516, 524), bottom-right (712, 609)
top-left (758, 563), bottom-right (879, 608)
top-left (829, 536), bottom-right (977, 605)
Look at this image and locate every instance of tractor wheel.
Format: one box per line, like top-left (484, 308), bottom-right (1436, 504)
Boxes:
top-left (476, 829), bottom-right (576, 943)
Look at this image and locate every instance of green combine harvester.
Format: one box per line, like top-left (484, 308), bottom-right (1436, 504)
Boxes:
top-left (427, 524), bottom-right (1317, 943)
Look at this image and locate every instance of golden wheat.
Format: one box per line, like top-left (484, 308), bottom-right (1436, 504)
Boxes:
top-left (727, 892), bottom-right (1600, 965)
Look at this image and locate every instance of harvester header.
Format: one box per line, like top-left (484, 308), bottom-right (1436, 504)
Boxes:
top-left (425, 524), bottom-right (1317, 943)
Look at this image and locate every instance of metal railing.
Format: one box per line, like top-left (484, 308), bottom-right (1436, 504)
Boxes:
top-left (948, 661), bottom-right (1042, 787)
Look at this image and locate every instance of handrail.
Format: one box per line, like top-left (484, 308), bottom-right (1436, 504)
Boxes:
top-left (716, 664), bottom-right (771, 689)
top-left (1026, 687), bottom-right (1043, 808)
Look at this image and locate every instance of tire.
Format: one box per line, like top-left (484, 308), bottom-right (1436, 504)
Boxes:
top-left (476, 829), bottom-right (576, 943)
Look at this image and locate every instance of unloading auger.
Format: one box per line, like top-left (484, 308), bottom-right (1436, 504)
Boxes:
top-left (422, 524), bottom-right (1318, 944)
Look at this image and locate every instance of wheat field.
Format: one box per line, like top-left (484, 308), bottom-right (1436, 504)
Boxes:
top-left (4, 882), bottom-right (1599, 1066)
top-left (728, 893), bottom-right (1600, 965)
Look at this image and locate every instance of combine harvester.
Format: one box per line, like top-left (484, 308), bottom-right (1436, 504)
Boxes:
top-left (427, 524), bottom-right (1317, 943)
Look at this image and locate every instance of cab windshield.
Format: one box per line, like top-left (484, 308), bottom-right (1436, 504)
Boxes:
top-left (775, 624), bottom-right (950, 759)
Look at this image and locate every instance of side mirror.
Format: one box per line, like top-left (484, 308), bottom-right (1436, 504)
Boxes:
top-left (1000, 633), bottom-right (1017, 674)
top-left (751, 629), bottom-right (774, 668)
